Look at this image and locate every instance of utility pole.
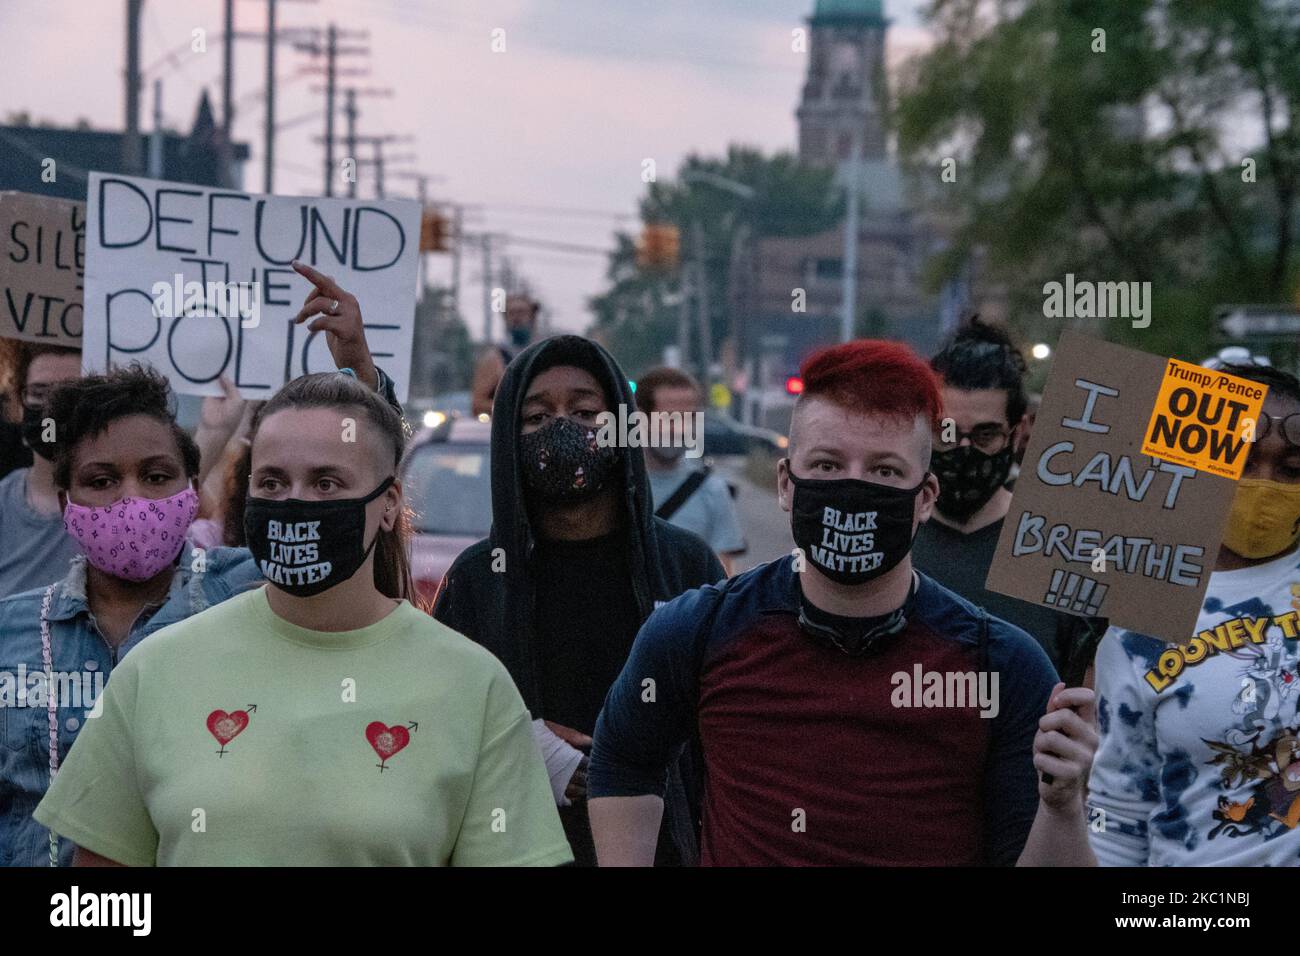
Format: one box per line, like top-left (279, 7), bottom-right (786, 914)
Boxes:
top-left (481, 235), bottom-right (494, 344)
top-left (148, 79), bottom-right (163, 178)
top-left (315, 87), bottom-right (393, 198)
top-left (693, 220), bottom-right (712, 386)
top-left (248, 0), bottom-right (318, 193)
top-left (343, 139), bottom-right (415, 199)
top-left (222, 0), bottom-right (234, 136)
top-left (451, 205), bottom-right (463, 318)
top-left (841, 132), bottom-right (862, 344)
top-left (677, 233), bottom-right (694, 372)
top-left (264, 0), bottom-right (276, 192)
top-left (324, 23), bottom-right (336, 195)
top-left (679, 168), bottom-right (755, 385)
top-left (414, 175), bottom-right (427, 298)
top-left (344, 89), bottom-right (358, 198)
top-left (124, 0), bottom-right (144, 175)
top-left (300, 24), bottom-right (369, 196)
top-left (221, 0), bottom-right (235, 185)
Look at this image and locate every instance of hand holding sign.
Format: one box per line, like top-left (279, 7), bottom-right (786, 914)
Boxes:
top-left (1033, 683), bottom-right (1098, 807)
top-left (290, 260), bottom-right (377, 390)
top-left (199, 374), bottom-right (246, 435)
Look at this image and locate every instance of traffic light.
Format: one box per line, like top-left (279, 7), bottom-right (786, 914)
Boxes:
top-left (420, 208), bottom-right (451, 252)
top-left (785, 375), bottom-right (804, 396)
top-left (636, 223), bottom-right (680, 271)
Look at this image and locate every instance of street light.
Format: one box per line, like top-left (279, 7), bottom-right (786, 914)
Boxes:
top-left (680, 169), bottom-right (757, 201)
top-left (678, 168), bottom-right (757, 408)
top-left (1031, 343), bottom-right (1051, 360)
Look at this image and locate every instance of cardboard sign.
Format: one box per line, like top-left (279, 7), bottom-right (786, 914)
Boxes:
top-left (0, 192), bottom-right (85, 346)
top-left (82, 173), bottom-right (420, 400)
top-left (985, 332), bottom-right (1242, 645)
top-left (1141, 358), bottom-right (1267, 479)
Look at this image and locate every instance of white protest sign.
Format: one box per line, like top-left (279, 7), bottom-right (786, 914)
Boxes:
top-left (83, 173), bottom-right (419, 399)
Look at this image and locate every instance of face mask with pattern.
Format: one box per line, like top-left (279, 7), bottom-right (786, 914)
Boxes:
top-left (63, 485), bottom-right (199, 581)
top-left (519, 415), bottom-right (621, 505)
top-left (930, 444), bottom-right (1013, 521)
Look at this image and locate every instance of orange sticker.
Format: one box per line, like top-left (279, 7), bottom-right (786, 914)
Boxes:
top-left (1141, 359), bottom-right (1268, 479)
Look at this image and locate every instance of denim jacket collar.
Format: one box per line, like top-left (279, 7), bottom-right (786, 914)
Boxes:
top-left (42, 554), bottom-right (211, 628)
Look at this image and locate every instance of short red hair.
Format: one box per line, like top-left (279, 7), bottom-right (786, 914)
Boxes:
top-left (799, 339), bottom-right (943, 427)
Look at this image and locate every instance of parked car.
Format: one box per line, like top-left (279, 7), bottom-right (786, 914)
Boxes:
top-left (702, 411), bottom-right (787, 457)
top-left (405, 390), bottom-right (476, 431)
top-left (401, 416), bottom-right (492, 608)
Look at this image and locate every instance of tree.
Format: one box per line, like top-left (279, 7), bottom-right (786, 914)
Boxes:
top-left (589, 146), bottom-right (843, 377)
top-left (895, 0), bottom-right (1300, 362)
top-left (408, 286), bottom-right (474, 399)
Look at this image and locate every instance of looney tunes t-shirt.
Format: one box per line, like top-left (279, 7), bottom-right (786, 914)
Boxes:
top-left (1089, 547), bottom-right (1300, 865)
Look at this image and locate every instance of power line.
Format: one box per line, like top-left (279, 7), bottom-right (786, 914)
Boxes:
top-left (495, 235), bottom-right (611, 256)
top-left (464, 201), bottom-right (636, 222)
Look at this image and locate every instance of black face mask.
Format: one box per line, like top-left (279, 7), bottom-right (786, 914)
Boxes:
top-left (0, 419), bottom-right (33, 476)
top-left (931, 444), bottom-right (1013, 521)
top-left (21, 404), bottom-right (57, 462)
top-left (244, 476), bottom-right (394, 597)
top-left (519, 415), bottom-right (621, 505)
top-left (786, 464), bottom-right (927, 586)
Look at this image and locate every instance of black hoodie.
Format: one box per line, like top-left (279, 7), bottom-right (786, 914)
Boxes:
top-left (432, 335), bottom-right (724, 863)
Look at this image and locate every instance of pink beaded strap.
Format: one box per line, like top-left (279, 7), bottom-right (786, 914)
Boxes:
top-left (39, 582), bottom-right (59, 866)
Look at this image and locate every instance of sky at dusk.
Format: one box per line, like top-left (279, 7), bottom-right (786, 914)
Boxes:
top-left (1, 0), bottom-right (932, 339)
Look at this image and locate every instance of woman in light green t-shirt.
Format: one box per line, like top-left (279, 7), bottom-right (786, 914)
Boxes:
top-left (35, 372), bottom-right (572, 867)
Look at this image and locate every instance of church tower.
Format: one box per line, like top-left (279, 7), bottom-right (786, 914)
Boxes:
top-left (797, 0), bottom-right (889, 165)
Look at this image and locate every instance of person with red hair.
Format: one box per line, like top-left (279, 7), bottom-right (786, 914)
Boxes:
top-left (587, 338), bottom-right (1098, 866)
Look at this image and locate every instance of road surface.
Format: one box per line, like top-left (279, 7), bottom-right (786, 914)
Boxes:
top-left (715, 458), bottom-right (793, 574)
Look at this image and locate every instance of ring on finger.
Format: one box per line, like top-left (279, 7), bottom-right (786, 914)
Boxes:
top-left (329, 298), bottom-right (340, 314)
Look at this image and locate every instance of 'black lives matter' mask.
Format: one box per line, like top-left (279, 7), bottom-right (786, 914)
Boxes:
top-left (787, 465), bottom-right (926, 586)
top-left (519, 416), bottom-right (621, 505)
top-left (930, 444), bottom-right (1013, 521)
top-left (244, 476), bottom-right (394, 597)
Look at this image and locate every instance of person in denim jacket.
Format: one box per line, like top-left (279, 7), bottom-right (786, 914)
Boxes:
top-left (0, 548), bottom-right (262, 865)
top-left (0, 364), bottom-right (264, 866)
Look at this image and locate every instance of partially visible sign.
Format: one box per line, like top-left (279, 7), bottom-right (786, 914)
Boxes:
top-left (0, 192), bottom-right (85, 345)
top-left (1218, 305), bottom-right (1300, 339)
top-left (1141, 358), bottom-right (1266, 480)
top-left (986, 332), bottom-right (1242, 645)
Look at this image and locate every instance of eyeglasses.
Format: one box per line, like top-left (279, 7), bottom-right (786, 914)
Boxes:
top-left (933, 424), bottom-right (1011, 455)
top-left (1254, 412), bottom-right (1300, 450)
top-left (21, 384), bottom-right (56, 408)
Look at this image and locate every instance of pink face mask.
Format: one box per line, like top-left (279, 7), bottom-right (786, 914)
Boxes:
top-left (62, 485), bottom-right (199, 582)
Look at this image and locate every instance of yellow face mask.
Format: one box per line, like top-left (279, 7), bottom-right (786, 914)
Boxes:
top-left (1222, 478), bottom-right (1300, 560)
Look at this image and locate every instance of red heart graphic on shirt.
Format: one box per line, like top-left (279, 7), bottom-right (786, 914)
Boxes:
top-left (207, 710), bottom-right (250, 745)
top-left (365, 722), bottom-right (410, 761)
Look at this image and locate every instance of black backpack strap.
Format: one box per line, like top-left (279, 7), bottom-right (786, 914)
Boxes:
top-left (655, 466), bottom-right (711, 521)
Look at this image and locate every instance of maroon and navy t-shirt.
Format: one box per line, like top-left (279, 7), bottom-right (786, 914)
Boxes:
top-left (588, 556), bottom-right (1058, 866)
